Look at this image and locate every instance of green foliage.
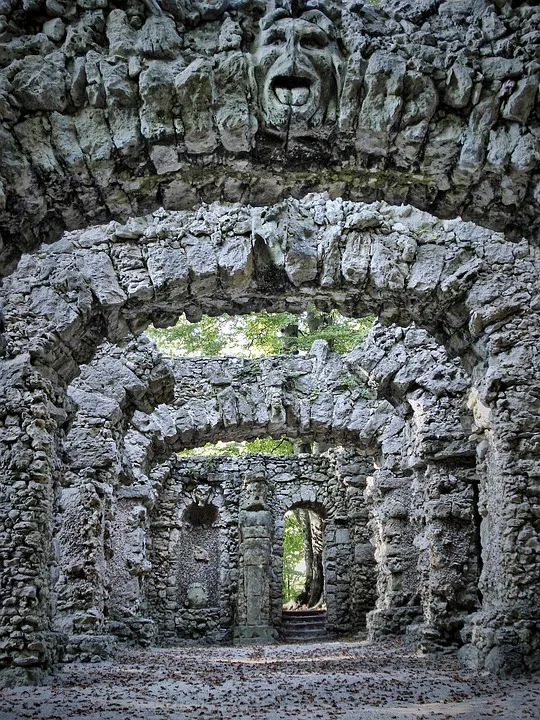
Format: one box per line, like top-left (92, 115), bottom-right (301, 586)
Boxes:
top-left (146, 314), bottom-right (228, 356)
top-left (147, 309), bottom-right (374, 358)
top-left (282, 511), bottom-right (306, 603)
top-left (296, 312), bottom-right (373, 354)
top-left (337, 371), bottom-right (359, 390)
top-left (177, 436), bottom-right (295, 458)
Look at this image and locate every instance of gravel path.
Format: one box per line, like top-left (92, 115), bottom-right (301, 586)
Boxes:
top-left (1, 640), bottom-right (539, 720)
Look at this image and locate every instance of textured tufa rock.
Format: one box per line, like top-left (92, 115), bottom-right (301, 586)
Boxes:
top-left (0, 0), bottom-right (539, 685)
top-left (0, 1), bottom-right (540, 273)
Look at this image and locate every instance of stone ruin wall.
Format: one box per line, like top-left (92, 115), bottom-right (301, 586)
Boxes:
top-left (43, 315), bottom-right (482, 662)
top-left (0, 192), bottom-right (538, 682)
top-left (133, 451), bottom-right (376, 645)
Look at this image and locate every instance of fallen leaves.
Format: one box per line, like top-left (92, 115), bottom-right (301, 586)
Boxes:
top-left (0, 640), bottom-right (538, 720)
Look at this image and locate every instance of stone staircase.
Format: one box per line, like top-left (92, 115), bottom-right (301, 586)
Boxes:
top-left (281, 609), bottom-right (328, 642)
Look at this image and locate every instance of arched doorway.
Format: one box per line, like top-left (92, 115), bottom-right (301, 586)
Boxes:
top-left (282, 507), bottom-right (325, 611)
top-left (281, 504), bottom-right (327, 642)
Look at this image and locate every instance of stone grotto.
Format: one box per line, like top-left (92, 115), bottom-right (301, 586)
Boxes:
top-left (0, 0), bottom-right (539, 691)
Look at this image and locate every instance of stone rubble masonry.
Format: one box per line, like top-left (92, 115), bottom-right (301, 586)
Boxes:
top-left (52, 335), bottom-right (173, 639)
top-left (142, 452), bottom-right (376, 645)
top-left (0, 0), bottom-right (539, 275)
top-left (0, 190), bottom-right (539, 683)
top-left (58, 318), bottom-right (475, 655)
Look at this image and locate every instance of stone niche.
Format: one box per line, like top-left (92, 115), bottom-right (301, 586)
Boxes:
top-left (135, 450), bottom-right (376, 645)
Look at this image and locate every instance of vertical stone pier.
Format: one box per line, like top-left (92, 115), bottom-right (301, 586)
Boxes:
top-left (234, 468), bottom-right (277, 644)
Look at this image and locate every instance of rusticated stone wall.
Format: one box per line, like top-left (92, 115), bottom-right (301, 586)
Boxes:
top-left (133, 451), bottom-right (376, 645)
top-left (0, 0), bottom-right (539, 274)
top-left (51, 336), bottom-right (173, 638)
top-left (122, 340), bottom-right (388, 475)
top-left (53, 319), bottom-right (478, 655)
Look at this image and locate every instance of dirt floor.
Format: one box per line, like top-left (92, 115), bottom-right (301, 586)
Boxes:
top-left (0, 640), bottom-right (539, 720)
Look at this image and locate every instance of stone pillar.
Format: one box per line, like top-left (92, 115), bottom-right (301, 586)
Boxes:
top-left (346, 481), bottom-right (376, 632)
top-left (103, 490), bottom-right (157, 649)
top-left (410, 463), bottom-right (480, 651)
top-left (234, 468), bottom-right (277, 644)
top-left (51, 386), bottom-right (127, 661)
top-left (365, 467), bottom-right (422, 638)
top-left (52, 470), bottom-right (112, 637)
top-left (0, 356), bottom-right (62, 687)
top-left (108, 495), bottom-right (153, 619)
top-left (460, 332), bottom-right (540, 673)
top-left (51, 338), bottom-right (172, 657)
top-left (324, 517), bottom-right (352, 634)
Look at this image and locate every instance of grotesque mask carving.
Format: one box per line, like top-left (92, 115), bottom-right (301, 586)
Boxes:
top-left (252, 4), bottom-right (344, 139)
top-left (191, 483), bottom-right (215, 507)
top-left (242, 469), bottom-right (268, 511)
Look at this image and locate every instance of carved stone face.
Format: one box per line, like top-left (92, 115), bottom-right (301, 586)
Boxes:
top-left (191, 484), bottom-right (214, 507)
top-left (252, 9), bottom-right (343, 138)
top-left (242, 472), bottom-right (268, 510)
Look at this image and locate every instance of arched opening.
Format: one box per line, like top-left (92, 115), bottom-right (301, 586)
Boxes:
top-left (281, 504), bottom-right (328, 643)
top-left (282, 510), bottom-right (308, 608)
top-left (282, 507), bottom-right (325, 611)
top-left (1, 0), bottom-right (539, 692)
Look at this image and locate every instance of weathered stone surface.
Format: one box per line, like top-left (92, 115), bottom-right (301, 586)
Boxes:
top-left (143, 450), bottom-right (374, 644)
top-left (0, 0), bottom-right (538, 686)
top-left (10, 52), bottom-right (69, 112)
top-left (1, 1), bottom-right (540, 273)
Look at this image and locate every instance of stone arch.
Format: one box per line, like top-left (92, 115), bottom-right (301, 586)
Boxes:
top-left (1, 1), bottom-right (539, 275)
top-left (46, 314), bottom-right (477, 651)
top-left (123, 345), bottom-right (393, 474)
top-left (2, 196), bottom-right (531, 379)
top-left (276, 493), bottom-right (332, 523)
top-left (0, 196), bottom-right (539, 681)
top-left (0, 0), bottom-right (539, 684)
top-left (278, 501), bottom-right (328, 614)
top-left (58, 319), bottom-right (476, 649)
top-left (275, 497), bottom-right (330, 627)
top-left (273, 493), bottom-right (332, 627)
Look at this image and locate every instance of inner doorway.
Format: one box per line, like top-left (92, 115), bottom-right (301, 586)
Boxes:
top-left (281, 506), bottom-right (327, 642)
top-left (282, 508), bottom-right (325, 610)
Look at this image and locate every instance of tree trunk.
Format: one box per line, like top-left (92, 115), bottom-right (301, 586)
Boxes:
top-left (295, 509), bottom-right (324, 608)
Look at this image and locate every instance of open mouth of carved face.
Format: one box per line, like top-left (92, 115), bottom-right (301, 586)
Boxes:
top-left (271, 76), bottom-right (311, 107)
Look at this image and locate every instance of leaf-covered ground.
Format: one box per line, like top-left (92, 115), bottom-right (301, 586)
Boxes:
top-left (1, 640), bottom-right (539, 720)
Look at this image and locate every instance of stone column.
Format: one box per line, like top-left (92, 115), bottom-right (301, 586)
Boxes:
top-left (51, 385), bottom-right (134, 662)
top-left (460, 328), bottom-right (540, 673)
top-left (51, 339), bottom-right (172, 657)
top-left (234, 467), bottom-right (277, 644)
top-left (411, 463), bottom-right (480, 651)
top-left (346, 481), bottom-right (376, 632)
top-left (53, 397), bottom-right (119, 640)
top-left (104, 491), bottom-right (157, 649)
top-left (0, 356), bottom-right (62, 687)
top-left (364, 466), bottom-right (422, 638)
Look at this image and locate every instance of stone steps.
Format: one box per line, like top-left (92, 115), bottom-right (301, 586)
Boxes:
top-left (281, 609), bottom-right (328, 642)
